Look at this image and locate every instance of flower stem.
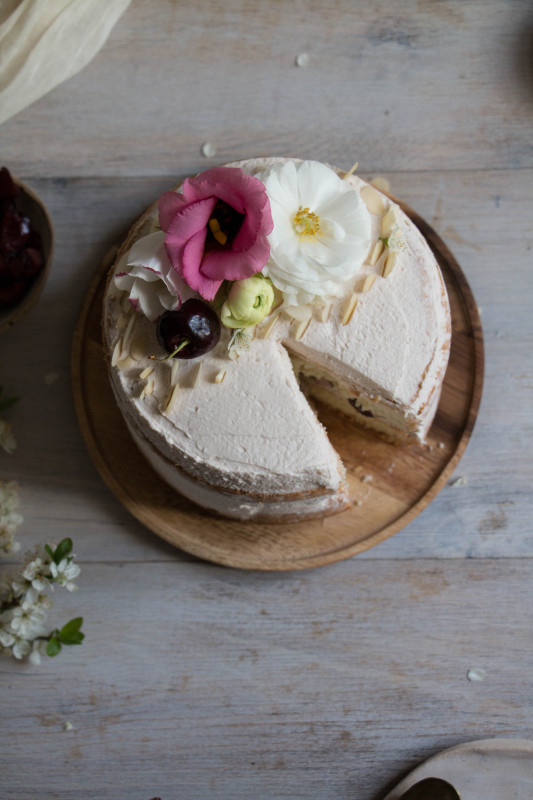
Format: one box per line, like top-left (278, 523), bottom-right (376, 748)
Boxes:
top-left (150, 339), bottom-right (189, 361)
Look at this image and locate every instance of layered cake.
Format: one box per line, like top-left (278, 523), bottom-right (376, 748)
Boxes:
top-left (103, 158), bottom-right (451, 522)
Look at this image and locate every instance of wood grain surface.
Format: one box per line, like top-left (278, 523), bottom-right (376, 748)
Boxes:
top-left (0, 2), bottom-right (532, 799)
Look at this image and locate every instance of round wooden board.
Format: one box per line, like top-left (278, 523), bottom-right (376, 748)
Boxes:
top-left (71, 201), bottom-right (483, 571)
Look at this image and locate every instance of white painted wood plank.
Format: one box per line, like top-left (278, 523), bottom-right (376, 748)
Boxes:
top-left (0, 559), bottom-right (531, 800)
top-left (0, 0), bottom-right (532, 177)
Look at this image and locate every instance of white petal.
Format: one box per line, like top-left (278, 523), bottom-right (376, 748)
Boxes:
top-left (294, 160), bottom-right (342, 211)
top-left (128, 231), bottom-right (166, 271)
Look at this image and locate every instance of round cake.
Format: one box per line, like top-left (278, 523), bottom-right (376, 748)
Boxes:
top-left (103, 157), bottom-right (451, 522)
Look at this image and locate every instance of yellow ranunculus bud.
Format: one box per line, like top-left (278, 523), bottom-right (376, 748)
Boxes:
top-left (220, 275), bottom-right (274, 329)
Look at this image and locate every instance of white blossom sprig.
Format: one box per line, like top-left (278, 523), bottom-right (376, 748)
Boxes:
top-left (0, 537), bottom-right (84, 664)
top-left (0, 480), bottom-right (22, 554)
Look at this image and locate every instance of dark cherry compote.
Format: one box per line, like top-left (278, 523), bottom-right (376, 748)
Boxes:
top-left (0, 167), bottom-right (45, 310)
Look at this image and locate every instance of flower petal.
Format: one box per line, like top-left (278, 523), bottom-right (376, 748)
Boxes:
top-left (158, 191), bottom-right (191, 232)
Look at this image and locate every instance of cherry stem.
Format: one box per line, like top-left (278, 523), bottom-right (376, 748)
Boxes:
top-left (150, 338), bottom-right (190, 360)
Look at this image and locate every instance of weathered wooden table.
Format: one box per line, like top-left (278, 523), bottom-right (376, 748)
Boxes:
top-left (1, 3), bottom-right (531, 799)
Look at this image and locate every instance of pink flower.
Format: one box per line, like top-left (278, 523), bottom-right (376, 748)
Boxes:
top-left (158, 167), bottom-right (273, 301)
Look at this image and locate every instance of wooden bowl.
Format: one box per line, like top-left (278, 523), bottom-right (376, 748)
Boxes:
top-left (0, 177), bottom-right (54, 334)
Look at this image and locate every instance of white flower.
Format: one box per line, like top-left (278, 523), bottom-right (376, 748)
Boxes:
top-left (21, 556), bottom-right (47, 584)
top-left (0, 419), bottom-right (17, 454)
top-left (228, 328), bottom-right (253, 360)
top-left (11, 637), bottom-right (31, 660)
top-left (0, 480), bottom-right (20, 515)
top-left (114, 231), bottom-right (187, 321)
top-left (0, 628), bottom-right (16, 648)
top-left (29, 639), bottom-right (48, 665)
top-left (50, 559), bottom-right (80, 591)
top-left (11, 549), bottom-right (50, 593)
top-left (23, 586), bottom-right (53, 612)
top-left (260, 160), bottom-right (372, 305)
top-left (0, 480), bottom-right (23, 554)
top-left (7, 604), bottom-right (47, 639)
top-left (381, 204), bottom-right (407, 253)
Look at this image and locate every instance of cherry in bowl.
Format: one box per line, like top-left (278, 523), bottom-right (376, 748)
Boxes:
top-left (0, 167), bottom-right (53, 334)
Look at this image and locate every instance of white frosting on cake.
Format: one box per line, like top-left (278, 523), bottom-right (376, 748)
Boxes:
top-left (102, 158), bottom-right (451, 522)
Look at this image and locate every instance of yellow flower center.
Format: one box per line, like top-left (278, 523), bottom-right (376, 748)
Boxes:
top-left (292, 206), bottom-right (320, 238)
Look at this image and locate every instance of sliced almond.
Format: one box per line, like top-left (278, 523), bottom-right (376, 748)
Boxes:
top-left (214, 368), bottom-right (226, 384)
top-left (164, 382), bottom-right (180, 415)
top-left (283, 304), bottom-right (313, 322)
top-left (341, 293), bottom-right (358, 325)
top-left (111, 338), bottom-right (123, 367)
top-left (361, 185), bottom-right (385, 216)
top-left (362, 274), bottom-right (377, 293)
top-left (117, 356), bottom-right (136, 371)
top-left (116, 313), bottom-right (128, 331)
top-left (343, 161), bottom-right (359, 179)
top-left (294, 316), bottom-right (311, 340)
top-left (369, 239), bottom-right (384, 266)
top-left (319, 301), bottom-right (332, 323)
top-left (140, 366), bottom-right (154, 380)
top-left (380, 205), bottom-right (398, 238)
top-left (170, 359), bottom-right (180, 386)
top-left (370, 175), bottom-right (391, 194)
top-left (145, 377), bottom-right (155, 396)
top-left (261, 311), bottom-right (280, 339)
top-left (382, 251), bottom-right (397, 277)
top-left (122, 314), bottom-right (136, 353)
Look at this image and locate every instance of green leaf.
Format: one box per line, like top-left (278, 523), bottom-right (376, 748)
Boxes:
top-left (53, 538), bottom-right (73, 564)
top-left (46, 636), bottom-right (62, 657)
top-left (44, 544), bottom-right (54, 560)
top-left (62, 631), bottom-right (84, 645)
top-left (60, 616), bottom-right (83, 635)
top-left (59, 617), bottom-right (84, 645)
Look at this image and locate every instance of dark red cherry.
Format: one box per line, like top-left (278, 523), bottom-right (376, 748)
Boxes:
top-left (0, 207), bottom-right (30, 254)
top-left (23, 247), bottom-right (43, 277)
top-left (157, 299), bottom-right (221, 359)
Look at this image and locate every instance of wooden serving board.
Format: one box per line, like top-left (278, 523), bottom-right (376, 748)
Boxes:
top-left (71, 201), bottom-right (483, 571)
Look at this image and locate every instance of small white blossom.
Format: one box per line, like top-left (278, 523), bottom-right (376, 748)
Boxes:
top-left (23, 586), bottom-right (53, 611)
top-left (0, 627), bottom-right (15, 648)
top-left (228, 328), bottom-right (253, 360)
top-left (0, 480), bottom-right (20, 514)
top-left (21, 556), bottom-right (47, 582)
top-left (29, 639), bottom-right (48, 665)
top-left (0, 419), bottom-right (17, 454)
top-left (387, 225), bottom-right (407, 252)
top-left (50, 559), bottom-right (80, 592)
top-left (6, 604), bottom-right (47, 639)
top-left (0, 480), bottom-right (23, 554)
top-left (11, 637), bottom-right (31, 660)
